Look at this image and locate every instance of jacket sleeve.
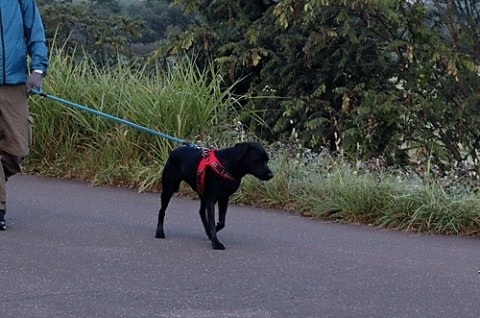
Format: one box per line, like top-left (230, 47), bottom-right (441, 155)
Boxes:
top-left (21, 0), bottom-right (49, 76)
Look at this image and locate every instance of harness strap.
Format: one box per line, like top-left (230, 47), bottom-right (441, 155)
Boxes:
top-left (196, 150), bottom-right (235, 196)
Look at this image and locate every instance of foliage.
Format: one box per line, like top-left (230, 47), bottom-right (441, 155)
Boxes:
top-left (163, 0), bottom-right (480, 172)
top-left (28, 1), bottom-right (480, 236)
top-left (37, 0), bottom-right (191, 63)
top-left (38, 0), bottom-right (144, 64)
top-left (27, 49), bottom-right (241, 191)
top-left (122, 0), bottom-right (191, 44)
top-left (236, 144), bottom-right (480, 236)
top-left (24, 48), bottom-right (480, 237)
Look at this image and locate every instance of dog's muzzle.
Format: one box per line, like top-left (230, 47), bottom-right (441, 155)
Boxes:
top-left (261, 171), bottom-right (274, 180)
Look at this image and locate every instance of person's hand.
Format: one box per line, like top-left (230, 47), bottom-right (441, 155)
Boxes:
top-left (26, 72), bottom-right (43, 94)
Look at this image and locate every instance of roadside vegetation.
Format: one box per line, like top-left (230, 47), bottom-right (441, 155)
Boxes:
top-left (27, 1), bottom-right (480, 236)
top-left (26, 51), bottom-right (480, 236)
top-left (27, 49), bottom-right (244, 191)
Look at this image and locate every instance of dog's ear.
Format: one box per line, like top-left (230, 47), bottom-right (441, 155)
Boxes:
top-left (234, 142), bottom-right (251, 160)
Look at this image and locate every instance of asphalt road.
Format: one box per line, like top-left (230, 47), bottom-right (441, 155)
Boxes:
top-left (0, 175), bottom-right (479, 318)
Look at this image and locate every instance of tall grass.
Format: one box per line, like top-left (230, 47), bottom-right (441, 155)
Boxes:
top-left (239, 147), bottom-right (480, 236)
top-left (27, 50), bottom-right (242, 191)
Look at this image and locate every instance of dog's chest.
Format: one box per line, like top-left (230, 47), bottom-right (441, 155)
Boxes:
top-left (196, 150), bottom-right (236, 196)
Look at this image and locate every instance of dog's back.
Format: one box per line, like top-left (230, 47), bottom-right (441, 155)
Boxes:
top-left (162, 146), bottom-right (202, 190)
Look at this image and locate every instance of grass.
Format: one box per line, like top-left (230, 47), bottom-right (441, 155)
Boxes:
top-left (233, 146), bottom-right (480, 236)
top-left (24, 50), bottom-right (480, 236)
top-left (27, 50), bottom-right (243, 191)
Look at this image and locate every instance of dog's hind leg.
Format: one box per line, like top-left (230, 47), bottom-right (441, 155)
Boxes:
top-left (155, 190), bottom-right (172, 238)
top-left (198, 199), bottom-right (210, 239)
top-left (155, 167), bottom-right (181, 239)
top-left (216, 197), bottom-right (228, 232)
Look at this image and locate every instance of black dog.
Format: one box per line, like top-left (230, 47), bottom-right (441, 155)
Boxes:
top-left (156, 142), bottom-right (274, 250)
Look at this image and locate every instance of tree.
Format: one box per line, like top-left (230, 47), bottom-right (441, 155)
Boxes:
top-left (163, 0), bottom-right (480, 170)
top-left (122, 0), bottom-right (191, 44)
top-left (39, 0), bottom-right (145, 64)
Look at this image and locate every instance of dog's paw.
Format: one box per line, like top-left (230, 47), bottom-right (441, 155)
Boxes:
top-left (155, 231), bottom-right (166, 239)
top-left (212, 242), bottom-right (225, 250)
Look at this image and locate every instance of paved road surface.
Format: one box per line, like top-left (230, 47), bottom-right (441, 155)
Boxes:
top-left (0, 175), bottom-right (479, 317)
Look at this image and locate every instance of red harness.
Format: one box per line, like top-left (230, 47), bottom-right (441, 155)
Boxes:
top-left (196, 150), bottom-right (235, 195)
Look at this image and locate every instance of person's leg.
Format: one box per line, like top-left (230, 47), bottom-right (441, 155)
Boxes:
top-left (0, 157), bottom-right (6, 230)
top-left (0, 85), bottom-right (30, 231)
top-left (1, 152), bottom-right (22, 180)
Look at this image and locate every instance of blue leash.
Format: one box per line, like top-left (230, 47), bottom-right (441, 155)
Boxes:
top-left (31, 89), bottom-right (197, 148)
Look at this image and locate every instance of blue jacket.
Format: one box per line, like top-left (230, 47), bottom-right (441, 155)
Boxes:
top-left (0, 0), bottom-right (49, 85)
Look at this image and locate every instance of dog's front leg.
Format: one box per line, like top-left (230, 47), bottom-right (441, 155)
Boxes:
top-left (206, 200), bottom-right (225, 250)
top-left (155, 209), bottom-right (166, 239)
top-left (216, 197), bottom-right (228, 232)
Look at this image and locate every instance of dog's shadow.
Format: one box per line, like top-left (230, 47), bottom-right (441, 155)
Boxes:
top-left (155, 226), bottom-right (257, 250)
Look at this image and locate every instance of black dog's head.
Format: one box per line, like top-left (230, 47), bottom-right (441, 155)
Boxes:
top-left (234, 142), bottom-right (274, 181)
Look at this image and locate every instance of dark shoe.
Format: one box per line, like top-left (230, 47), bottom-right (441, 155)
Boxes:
top-left (0, 210), bottom-right (6, 231)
